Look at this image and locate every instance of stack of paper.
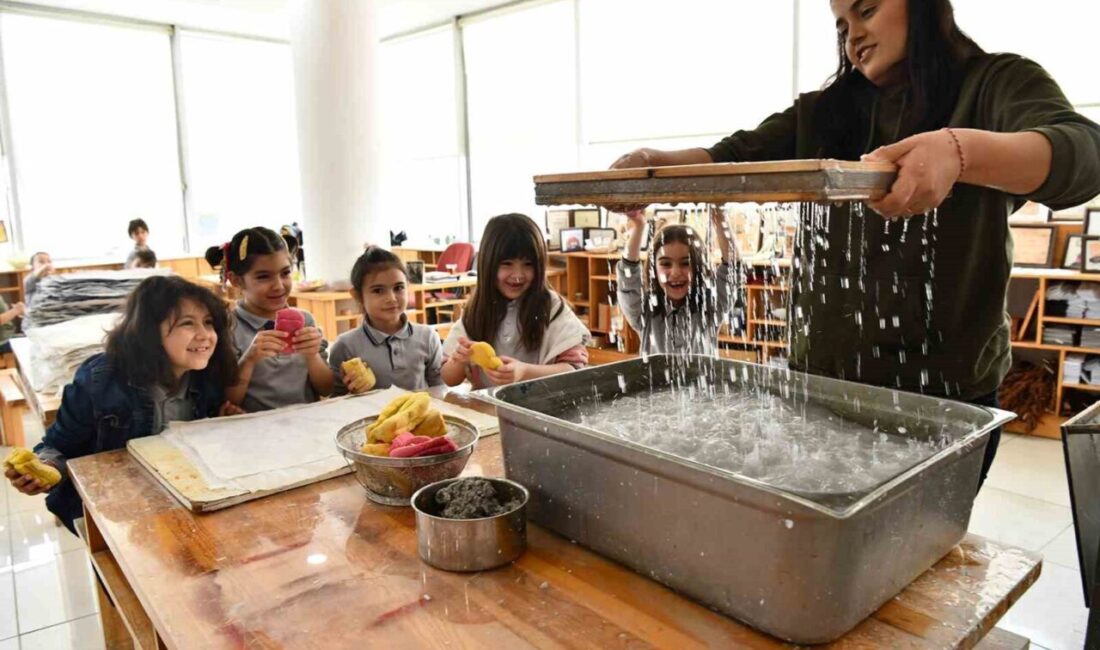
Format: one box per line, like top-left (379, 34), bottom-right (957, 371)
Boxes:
top-left (1082, 327), bottom-right (1100, 349)
top-left (25, 268), bottom-right (169, 329)
top-left (1084, 357), bottom-right (1100, 385)
top-left (1043, 325), bottom-right (1077, 346)
top-left (24, 312), bottom-right (120, 394)
top-left (1065, 353), bottom-right (1086, 384)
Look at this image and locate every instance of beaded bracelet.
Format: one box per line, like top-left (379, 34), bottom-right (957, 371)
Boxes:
top-left (943, 128), bottom-right (967, 180)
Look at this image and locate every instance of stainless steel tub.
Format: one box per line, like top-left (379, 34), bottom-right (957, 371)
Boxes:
top-left (475, 354), bottom-right (1013, 644)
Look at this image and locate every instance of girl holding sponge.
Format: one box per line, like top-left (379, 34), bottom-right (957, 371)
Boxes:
top-left (205, 227), bottom-right (333, 411)
top-left (328, 247), bottom-right (444, 393)
top-left (4, 276), bottom-right (240, 533)
top-left (442, 213), bottom-right (590, 388)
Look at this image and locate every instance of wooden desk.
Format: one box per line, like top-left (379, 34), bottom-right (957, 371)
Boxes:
top-left (69, 397), bottom-right (1040, 649)
top-left (9, 337), bottom-right (61, 427)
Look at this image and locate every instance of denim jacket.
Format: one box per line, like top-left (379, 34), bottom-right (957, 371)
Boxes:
top-left (34, 353), bottom-right (224, 532)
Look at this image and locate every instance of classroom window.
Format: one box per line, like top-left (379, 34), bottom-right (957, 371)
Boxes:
top-left (379, 25), bottom-right (466, 244)
top-left (463, 0), bottom-right (578, 241)
top-left (177, 31), bottom-right (302, 250)
top-left (0, 12), bottom-right (186, 260)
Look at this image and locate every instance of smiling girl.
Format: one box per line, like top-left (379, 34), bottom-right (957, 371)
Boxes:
top-left (205, 227), bottom-right (333, 411)
top-left (610, 0), bottom-right (1100, 486)
top-left (617, 208), bottom-right (736, 355)
top-left (4, 276), bottom-right (239, 533)
top-left (329, 247), bottom-right (443, 393)
top-left (441, 213), bottom-right (590, 388)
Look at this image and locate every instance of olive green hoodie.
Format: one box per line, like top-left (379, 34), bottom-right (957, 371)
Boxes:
top-left (707, 53), bottom-right (1100, 399)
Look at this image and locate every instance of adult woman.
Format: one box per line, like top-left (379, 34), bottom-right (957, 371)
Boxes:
top-left (613, 0), bottom-right (1100, 484)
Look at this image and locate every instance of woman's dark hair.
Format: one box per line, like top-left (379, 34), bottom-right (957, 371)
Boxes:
top-left (349, 247), bottom-right (408, 308)
top-left (128, 218), bottom-right (149, 236)
top-left (814, 0), bottom-right (983, 158)
top-left (645, 224), bottom-right (714, 319)
top-left (464, 213), bottom-right (563, 352)
top-left (204, 227), bottom-right (289, 281)
top-left (105, 275), bottom-right (238, 391)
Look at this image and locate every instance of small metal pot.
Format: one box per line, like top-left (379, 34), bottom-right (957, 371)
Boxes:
top-left (411, 477), bottom-right (528, 572)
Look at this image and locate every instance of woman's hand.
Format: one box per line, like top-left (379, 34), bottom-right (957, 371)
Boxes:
top-left (292, 326), bottom-right (325, 357)
top-left (218, 401), bottom-right (245, 417)
top-left (611, 148), bottom-right (665, 170)
top-left (9, 302), bottom-right (25, 318)
top-left (5, 466), bottom-right (54, 495)
top-left (483, 356), bottom-right (526, 386)
top-left (862, 130), bottom-right (962, 219)
top-left (243, 330), bottom-right (286, 365)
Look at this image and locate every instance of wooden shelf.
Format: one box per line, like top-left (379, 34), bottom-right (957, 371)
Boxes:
top-left (590, 275), bottom-right (615, 281)
top-left (90, 549), bottom-right (158, 649)
top-left (334, 314), bottom-right (360, 323)
top-left (718, 334), bottom-right (750, 344)
top-left (749, 319), bottom-right (787, 327)
top-left (1012, 341), bottom-right (1100, 355)
top-left (1063, 383), bottom-right (1100, 393)
top-left (1043, 316), bottom-right (1100, 326)
top-left (0, 287), bottom-right (20, 294)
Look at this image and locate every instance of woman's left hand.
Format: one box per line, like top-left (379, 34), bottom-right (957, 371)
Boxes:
top-left (292, 326), bottom-right (325, 357)
top-left (483, 357), bottom-right (525, 386)
top-left (861, 130), bottom-right (962, 219)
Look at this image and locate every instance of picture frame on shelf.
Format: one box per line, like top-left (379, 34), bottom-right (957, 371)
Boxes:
top-left (560, 228), bottom-right (585, 253)
top-left (1084, 236), bottom-right (1100, 273)
top-left (585, 228), bottom-right (617, 251)
top-left (1009, 224), bottom-right (1056, 268)
top-left (572, 208), bottom-right (601, 229)
top-left (1086, 207), bottom-right (1100, 235)
top-left (546, 209), bottom-right (571, 250)
top-left (1063, 234), bottom-right (1085, 270)
top-left (1008, 201), bottom-right (1051, 223)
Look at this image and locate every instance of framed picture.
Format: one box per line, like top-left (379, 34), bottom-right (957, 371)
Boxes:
top-left (586, 228), bottom-right (616, 249)
top-left (1084, 236), bottom-right (1100, 273)
top-left (406, 260), bottom-right (425, 284)
top-left (560, 228), bottom-right (585, 253)
top-left (1009, 225), bottom-right (1056, 268)
top-left (572, 209), bottom-right (600, 229)
top-left (1063, 234), bottom-right (1085, 270)
top-left (1008, 201), bottom-right (1051, 223)
top-left (1086, 208), bottom-right (1100, 236)
top-left (546, 209), bottom-right (571, 250)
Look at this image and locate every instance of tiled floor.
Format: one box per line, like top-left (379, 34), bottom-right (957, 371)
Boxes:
top-left (0, 419), bottom-right (1091, 648)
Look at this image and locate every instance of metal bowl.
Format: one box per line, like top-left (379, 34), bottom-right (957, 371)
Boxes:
top-left (411, 477), bottom-right (529, 572)
top-left (335, 414), bottom-right (478, 506)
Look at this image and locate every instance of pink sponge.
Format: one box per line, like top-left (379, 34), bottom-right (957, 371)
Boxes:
top-left (274, 308), bottom-right (305, 353)
top-left (389, 434), bottom-right (457, 458)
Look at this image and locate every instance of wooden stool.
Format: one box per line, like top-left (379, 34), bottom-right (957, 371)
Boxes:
top-left (0, 367), bottom-right (27, 447)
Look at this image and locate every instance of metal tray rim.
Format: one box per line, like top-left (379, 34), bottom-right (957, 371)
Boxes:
top-left (475, 354), bottom-right (1013, 519)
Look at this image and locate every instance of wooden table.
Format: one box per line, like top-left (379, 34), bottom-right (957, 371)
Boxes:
top-left (9, 337), bottom-right (61, 427)
top-left (69, 391), bottom-right (1040, 649)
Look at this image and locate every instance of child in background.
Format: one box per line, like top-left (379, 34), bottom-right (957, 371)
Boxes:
top-left (126, 218), bottom-right (155, 268)
top-left (204, 227), bottom-right (333, 411)
top-left (23, 251), bottom-right (52, 304)
top-left (329, 247), bottom-right (443, 393)
top-left (130, 248), bottom-right (158, 269)
top-left (442, 213), bottom-right (590, 388)
top-left (3, 275), bottom-right (240, 533)
top-left (617, 208), bottom-right (736, 355)
top-left (0, 297), bottom-right (24, 352)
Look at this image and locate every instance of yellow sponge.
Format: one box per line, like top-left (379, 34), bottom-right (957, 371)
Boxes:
top-left (3, 447), bottom-right (61, 487)
top-left (367, 392), bottom-right (432, 443)
top-left (470, 342), bottom-right (502, 371)
top-left (341, 357), bottom-right (376, 393)
top-left (361, 442), bottom-right (391, 457)
top-left (411, 410), bottom-right (447, 437)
